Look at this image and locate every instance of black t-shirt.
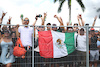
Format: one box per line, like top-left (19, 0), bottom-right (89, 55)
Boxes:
top-left (12, 38), bottom-right (17, 46)
top-left (90, 35), bottom-right (98, 50)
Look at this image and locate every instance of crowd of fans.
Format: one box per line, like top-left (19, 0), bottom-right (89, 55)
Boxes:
top-left (0, 11), bottom-right (99, 67)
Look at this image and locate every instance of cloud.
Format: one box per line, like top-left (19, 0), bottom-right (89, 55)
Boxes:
top-left (82, 0), bottom-right (100, 27)
top-left (0, 0), bottom-right (100, 28)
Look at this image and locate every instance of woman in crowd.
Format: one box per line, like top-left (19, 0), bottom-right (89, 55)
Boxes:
top-left (0, 30), bottom-right (15, 67)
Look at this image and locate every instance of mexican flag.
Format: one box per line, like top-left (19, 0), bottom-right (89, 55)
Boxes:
top-left (38, 31), bottom-right (75, 58)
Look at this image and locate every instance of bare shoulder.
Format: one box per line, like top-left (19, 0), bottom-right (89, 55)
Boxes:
top-left (0, 38), bottom-right (3, 43)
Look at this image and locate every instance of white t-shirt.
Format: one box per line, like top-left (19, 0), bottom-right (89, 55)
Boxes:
top-left (18, 27), bottom-right (33, 47)
top-left (76, 34), bottom-right (86, 52)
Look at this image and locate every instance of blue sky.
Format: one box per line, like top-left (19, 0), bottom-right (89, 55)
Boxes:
top-left (0, 0), bottom-right (100, 28)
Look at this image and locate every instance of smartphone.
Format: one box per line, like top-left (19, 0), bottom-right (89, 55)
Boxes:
top-left (36, 14), bottom-right (42, 17)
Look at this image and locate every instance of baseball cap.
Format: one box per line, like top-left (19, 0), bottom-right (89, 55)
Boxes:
top-left (90, 28), bottom-right (95, 32)
top-left (46, 23), bottom-right (51, 25)
top-left (52, 24), bottom-right (57, 26)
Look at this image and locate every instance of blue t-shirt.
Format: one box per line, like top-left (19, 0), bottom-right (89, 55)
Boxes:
top-left (97, 40), bottom-right (100, 46)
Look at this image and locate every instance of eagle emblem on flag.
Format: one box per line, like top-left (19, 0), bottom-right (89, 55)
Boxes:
top-left (55, 39), bottom-right (65, 48)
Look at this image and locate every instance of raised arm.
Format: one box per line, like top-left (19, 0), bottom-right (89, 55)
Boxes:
top-left (33, 17), bottom-right (38, 26)
top-left (92, 16), bottom-right (97, 27)
top-left (77, 15), bottom-right (82, 26)
top-left (41, 12), bottom-right (47, 25)
top-left (59, 17), bottom-right (66, 32)
top-left (0, 11), bottom-right (7, 28)
top-left (54, 15), bottom-right (66, 32)
top-left (54, 15), bottom-right (63, 25)
top-left (1, 11), bottom-right (7, 21)
top-left (7, 16), bottom-right (12, 31)
top-left (20, 14), bottom-right (24, 25)
top-left (79, 14), bottom-right (85, 26)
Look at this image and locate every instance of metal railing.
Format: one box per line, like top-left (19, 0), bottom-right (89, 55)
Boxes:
top-left (0, 24), bottom-right (100, 67)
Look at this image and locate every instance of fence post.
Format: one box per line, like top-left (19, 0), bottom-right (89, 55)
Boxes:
top-left (32, 26), bottom-right (34, 67)
top-left (86, 26), bottom-right (89, 67)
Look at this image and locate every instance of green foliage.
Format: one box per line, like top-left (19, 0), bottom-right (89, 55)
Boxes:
top-left (76, 0), bottom-right (85, 12)
top-left (54, 0), bottom-right (85, 13)
top-left (58, 0), bottom-right (66, 13)
top-left (54, 0), bottom-right (58, 3)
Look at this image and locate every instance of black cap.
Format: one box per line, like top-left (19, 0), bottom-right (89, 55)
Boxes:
top-left (74, 23), bottom-right (78, 26)
top-left (52, 24), bottom-right (57, 26)
top-left (46, 23), bottom-right (51, 25)
top-left (85, 23), bottom-right (89, 26)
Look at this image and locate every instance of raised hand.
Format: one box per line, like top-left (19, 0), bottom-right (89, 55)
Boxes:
top-left (35, 17), bottom-right (38, 20)
top-left (22, 55), bottom-right (25, 59)
top-left (54, 15), bottom-right (58, 18)
top-left (8, 16), bottom-right (12, 21)
top-left (78, 14), bottom-right (82, 19)
top-left (67, 22), bottom-right (69, 25)
top-left (44, 12), bottom-right (47, 17)
top-left (7, 17), bottom-right (12, 24)
top-left (2, 11), bottom-right (7, 17)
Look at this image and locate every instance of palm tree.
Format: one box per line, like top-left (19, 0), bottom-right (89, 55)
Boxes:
top-left (54, 0), bottom-right (85, 22)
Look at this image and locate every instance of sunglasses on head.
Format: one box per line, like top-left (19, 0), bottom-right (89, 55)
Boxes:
top-left (24, 19), bottom-right (29, 21)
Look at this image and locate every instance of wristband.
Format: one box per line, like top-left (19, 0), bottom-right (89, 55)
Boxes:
top-left (94, 19), bottom-right (96, 21)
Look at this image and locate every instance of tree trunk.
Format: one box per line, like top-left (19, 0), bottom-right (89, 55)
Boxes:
top-left (69, 5), bottom-right (71, 22)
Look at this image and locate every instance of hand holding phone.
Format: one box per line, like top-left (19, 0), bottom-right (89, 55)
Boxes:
top-left (36, 14), bottom-right (42, 17)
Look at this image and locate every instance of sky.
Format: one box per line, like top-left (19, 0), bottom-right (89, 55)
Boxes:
top-left (0, 0), bottom-right (100, 29)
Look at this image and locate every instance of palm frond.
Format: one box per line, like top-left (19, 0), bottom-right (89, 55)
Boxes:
top-left (58, 0), bottom-right (66, 13)
top-left (68, 0), bottom-right (71, 8)
top-left (54, 0), bottom-right (58, 3)
top-left (76, 0), bottom-right (85, 12)
top-left (68, 0), bottom-right (71, 6)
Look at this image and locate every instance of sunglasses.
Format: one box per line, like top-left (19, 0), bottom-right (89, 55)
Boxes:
top-left (39, 26), bottom-right (44, 28)
top-left (95, 31), bottom-right (98, 32)
top-left (68, 29), bottom-right (73, 31)
top-left (24, 19), bottom-right (29, 21)
top-left (12, 27), bottom-right (16, 29)
top-left (4, 32), bottom-right (9, 33)
top-left (52, 27), bottom-right (57, 28)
